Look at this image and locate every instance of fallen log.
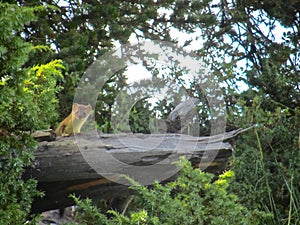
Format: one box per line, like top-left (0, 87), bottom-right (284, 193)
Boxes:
top-left (25, 128), bottom-right (249, 213)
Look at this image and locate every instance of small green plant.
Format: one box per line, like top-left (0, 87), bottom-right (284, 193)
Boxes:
top-left (65, 158), bottom-right (270, 225)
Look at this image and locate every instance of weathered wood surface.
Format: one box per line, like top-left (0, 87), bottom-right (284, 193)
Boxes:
top-left (26, 129), bottom-right (249, 213)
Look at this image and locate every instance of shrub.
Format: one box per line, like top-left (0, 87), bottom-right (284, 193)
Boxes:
top-left (66, 158), bottom-right (271, 225)
top-left (0, 3), bottom-right (64, 224)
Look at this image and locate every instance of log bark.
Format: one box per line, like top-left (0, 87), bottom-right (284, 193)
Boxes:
top-left (25, 128), bottom-right (249, 213)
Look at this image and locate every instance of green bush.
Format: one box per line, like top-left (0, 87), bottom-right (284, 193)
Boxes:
top-left (66, 158), bottom-right (271, 225)
top-left (230, 94), bottom-right (300, 225)
top-left (0, 3), bottom-right (64, 224)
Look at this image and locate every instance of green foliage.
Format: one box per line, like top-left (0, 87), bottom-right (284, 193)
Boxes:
top-left (230, 94), bottom-right (300, 225)
top-left (0, 3), bottom-right (40, 75)
top-left (16, 0), bottom-right (167, 120)
top-left (0, 60), bottom-right (64, 132)
top-left (65, 198), bottom-right (110, 225)
top-left (0, 3), bottom-right (64, 224)
top-left (24, 60), bottom-right (64, 129)
top-left (129, 98), bottom-right (152, 134)
top-left (66, 158), bottom-right (270, 225)
top-left (95, 72), bottom-right (128, 133)
top-left (0, 135), bottom-right (42, 225)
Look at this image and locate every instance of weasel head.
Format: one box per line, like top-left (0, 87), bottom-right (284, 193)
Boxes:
top-left (72, 103), bottom-right (92, 119)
